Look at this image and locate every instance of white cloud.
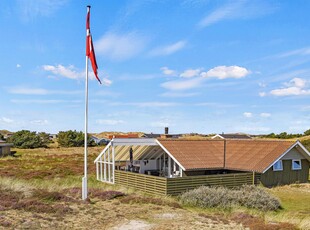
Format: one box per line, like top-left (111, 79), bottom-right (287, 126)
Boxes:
top-left (101, 78), bottom-right (112, 86)
top-left (260, 113), bottom-right (271, 118)
top-left (195, 102), bottom-right (238, 108)
top-left (95, 32), bottom-right (147, 60)
top-left (180, 68), bottom-right (202, 78)
top-left (160, 67), bottom-right (177, 76)
top-left (129, 102), bottom-right (180, 107)
top-left (198, 0), bottom-right (276, 28)
top-left (149, 40), bottom-right (186, 56)
top-left (270, 78), bottom-right (310, 96)
top-left (202, 65), bottom-right (250, 79)
top-left (30, 119), bottom-right (48, 125)
top-left (96, 119), bottom-right (125, 125)
top-left (43, 64), bottom-right (83, 80)
top-left (271, 87), bottom-right (310, 96)
top-left (243, 112), bottom-right (253, 118)
top-left (285, 78), bottom-right (306, 88)
top-left (16, 64), bottom-right (21, 68)
top-left (0, 117), bottom-right (14, 124)
top-left (17, 0), bottom-right (68, 21)
top-left (11, 99), bottom-right (82, 104)
top-left (161, 77), bottom-right (204, 91)
top-left (258, 82), bottom-right (266, 87)
top-left (43, 64), bottom-right (112, 85)
top-left (259, 92), bottom-right (266, 97)
top-left (8, 86), bottom-right (82, 95)
top-left (276, 47), bottom-right (310, 58)
top-left (198, 1), bottom-right (244, 27)
top-left (238, 126), bottom-right (270, 133)
top-left (151, 121), bottom-right (171, 128)
top-left (160, 92), bottom-right (199, 98)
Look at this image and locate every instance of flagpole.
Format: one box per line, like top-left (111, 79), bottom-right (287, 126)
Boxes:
top-left (82, 5), bottom-right (90, 201)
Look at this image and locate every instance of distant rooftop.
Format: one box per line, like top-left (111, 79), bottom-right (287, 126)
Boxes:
top-left (211, 133), bottom-right (252, 140)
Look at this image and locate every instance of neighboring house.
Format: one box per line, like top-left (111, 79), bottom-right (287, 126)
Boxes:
top-left (95, 139), bottom-right (310, 187)
top-left (48, 134), bottom-right (57, 140)
top-left (107, 134), bottom-right (140, 139)
top-left (142, 133), bottom-right (162, 138)
top-left (143, 128), bottom-right (182, 139)
top-left (211, 133), bottom-right (252, 139)
top-left (90, 136), bottom-right (110, 145)
top-left (0, 142), bottom-right (13, 157)
top-left (142, 133), bottom-right (182, 139)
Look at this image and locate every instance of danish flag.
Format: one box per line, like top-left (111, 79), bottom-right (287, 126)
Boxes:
top-left (86, 6), bottom-right (101, 84)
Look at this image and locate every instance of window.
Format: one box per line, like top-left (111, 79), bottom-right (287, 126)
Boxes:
top-left (273, 160), bottom-right (283, 171)
top-left (292, 159), bottom-right (302, 170)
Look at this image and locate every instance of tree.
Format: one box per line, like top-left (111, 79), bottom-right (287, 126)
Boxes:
top-left (38, 132), bottom-right (51, 146)
top-left (57, 130), bottom-right (94, 147)
top-left (8, 130), bottom-right (47, 149)
top-left (0, 133), bottom-right (4, 140)
top-left (304, 129), bottom-right (310, 136)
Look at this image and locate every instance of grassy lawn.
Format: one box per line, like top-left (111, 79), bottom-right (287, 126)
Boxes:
top-left (0, 147), bottom-right (309, 229)
top-left (267, 184), bottom-right (310, 229)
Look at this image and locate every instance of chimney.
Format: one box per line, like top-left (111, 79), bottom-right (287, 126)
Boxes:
top-left (164, 127), bottom-right (169, 135)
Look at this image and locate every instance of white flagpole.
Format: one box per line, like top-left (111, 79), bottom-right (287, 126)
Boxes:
top-left (82, 5), bottom-right (90, 201)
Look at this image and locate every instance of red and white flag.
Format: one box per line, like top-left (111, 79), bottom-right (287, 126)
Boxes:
top-left (86, 7), bottom-right (101, 84)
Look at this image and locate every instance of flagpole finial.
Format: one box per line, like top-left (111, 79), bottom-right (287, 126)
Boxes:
top-left (87, 5), bottom-right (91, 8)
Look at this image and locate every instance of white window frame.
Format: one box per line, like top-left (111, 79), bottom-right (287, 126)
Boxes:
top-left (292, 159), bottom-right (302, 170)
top-left (273, 160), bottom-right (283, 171)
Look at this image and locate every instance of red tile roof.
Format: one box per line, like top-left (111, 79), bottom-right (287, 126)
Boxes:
top-left (108, 134), bottom-right (139, 139)
top-left (158, 139), bottom-right (295, 173)
top-left (225, 140), bottom-right (294, 172)
top-left (159, 140), bottom-right (224, 170)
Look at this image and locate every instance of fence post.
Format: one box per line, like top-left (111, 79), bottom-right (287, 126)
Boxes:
top-left (252, 171), bottom-right (255, 185)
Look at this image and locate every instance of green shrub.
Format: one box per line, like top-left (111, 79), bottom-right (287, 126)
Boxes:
top-left (237, 185), bottom-right (281, 211)
top-left (179, 185), bottom-right (281, 211)
top-left (7, 130), bottom-right (49, 149)
top-left (57, 130), bottom-right (95, 147)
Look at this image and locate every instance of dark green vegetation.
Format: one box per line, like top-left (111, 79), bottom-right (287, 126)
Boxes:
top-left (57, 130), bottom-right (95, 147)
top-left (0, 133), bottom-right (4, 140)
top-left (179, 185), bottom-right (281, 211)
top-left (7, 130), bottom-right (50, 149)
top-left (263, 129), bottom-right (310, 140)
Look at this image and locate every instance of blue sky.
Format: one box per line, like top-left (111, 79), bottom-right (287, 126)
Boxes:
top-left (1, 0), bottom-right (310, 134)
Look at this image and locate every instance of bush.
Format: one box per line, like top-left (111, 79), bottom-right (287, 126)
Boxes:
top-left (304, 129), bottom-right (310, 136)
top-left (57, 130), bottom-right (95, 147)
top-left (7, 130), bottom-right (49, 149)
top-left (179, 185), bottom-right (281, 211)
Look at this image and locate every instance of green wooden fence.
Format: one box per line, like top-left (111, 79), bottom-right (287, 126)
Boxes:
top-left (114, 170), bottom-right (261, 196)
top-left (167, 173), bottom-right (261, 195)
top-left (114, 170), bottom-right (167, 196)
